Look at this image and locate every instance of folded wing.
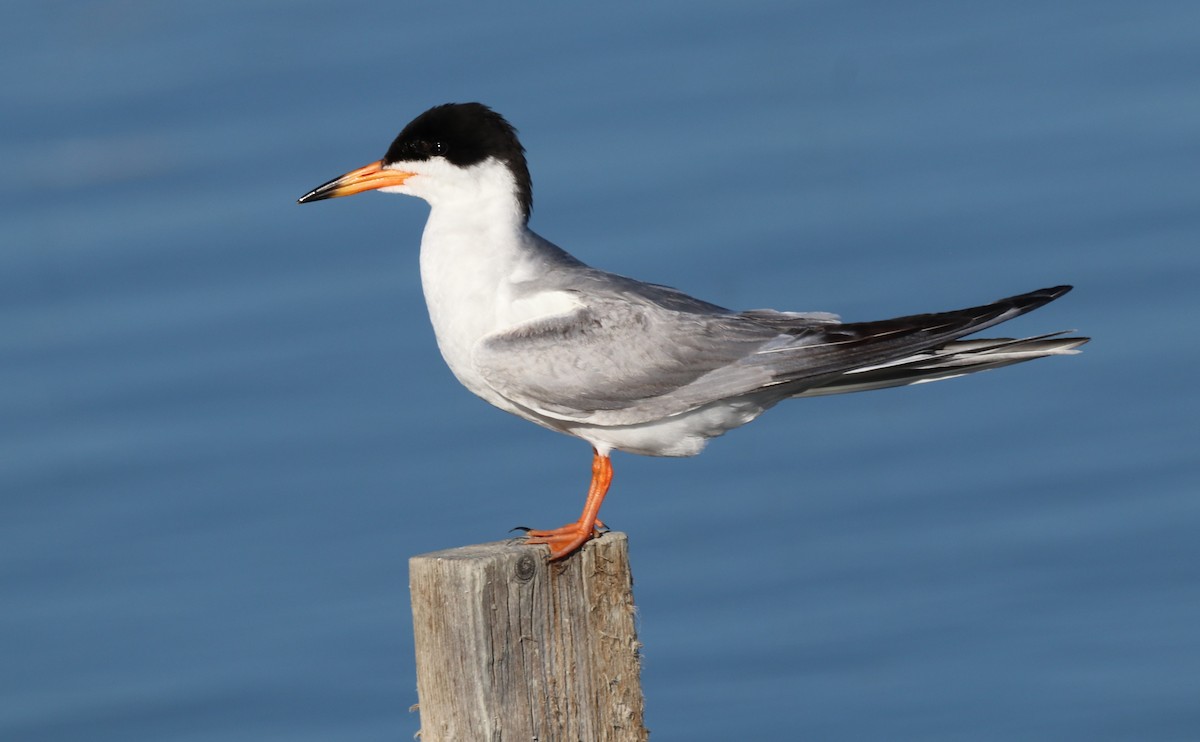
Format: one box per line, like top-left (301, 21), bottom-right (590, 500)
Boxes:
top-left (473, 285), bottom-right (1086, 426)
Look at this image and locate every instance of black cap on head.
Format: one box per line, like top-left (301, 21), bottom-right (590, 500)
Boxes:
top-left (383, 103), bottom-right (533, 219)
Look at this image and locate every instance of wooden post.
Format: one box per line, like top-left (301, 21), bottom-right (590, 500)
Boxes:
top-left (409, 531), bottom-right (647, 741)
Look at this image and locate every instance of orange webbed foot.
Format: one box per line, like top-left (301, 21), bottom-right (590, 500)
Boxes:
top-left (524, 523), bottom-right (600, 560)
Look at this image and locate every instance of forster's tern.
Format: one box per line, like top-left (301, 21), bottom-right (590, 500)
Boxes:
top-left (299, 102), bottom-right (1087, 560)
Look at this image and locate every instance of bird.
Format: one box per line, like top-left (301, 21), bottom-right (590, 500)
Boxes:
top-left (298, 102), bottom-right (1087, 560)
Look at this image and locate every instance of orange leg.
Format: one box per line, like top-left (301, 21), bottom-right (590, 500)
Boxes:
top-left (525, 449), bottom-right (613, 560)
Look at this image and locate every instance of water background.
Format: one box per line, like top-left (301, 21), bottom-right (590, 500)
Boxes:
top-left (3, 2), bottom-right (1198, 739)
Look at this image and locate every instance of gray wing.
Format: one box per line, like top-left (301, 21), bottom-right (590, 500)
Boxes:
top-left (474, 280), bottom-right (1076, 426)
top-left (473, 294), bottom-right (787, 423)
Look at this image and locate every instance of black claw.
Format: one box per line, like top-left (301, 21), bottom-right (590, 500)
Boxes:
top-left (510, 526), bottom-right (532, 534)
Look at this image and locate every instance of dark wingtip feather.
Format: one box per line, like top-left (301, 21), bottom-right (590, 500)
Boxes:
top-left (1005, 284), bottom-right (1072, 309)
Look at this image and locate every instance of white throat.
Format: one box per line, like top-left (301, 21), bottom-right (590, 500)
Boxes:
top-left (408, 158), bottom-right (540, 403)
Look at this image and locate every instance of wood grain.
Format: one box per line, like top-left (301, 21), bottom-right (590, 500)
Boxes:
top-left (410, 532), bottom-right (647, 741)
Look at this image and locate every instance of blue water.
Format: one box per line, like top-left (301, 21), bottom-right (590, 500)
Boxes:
top-left (4, 2), bottom-right (1199, 739)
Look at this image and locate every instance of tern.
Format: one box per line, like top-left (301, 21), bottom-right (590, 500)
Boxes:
top-left (299, 102), bottom-right (1087, 560)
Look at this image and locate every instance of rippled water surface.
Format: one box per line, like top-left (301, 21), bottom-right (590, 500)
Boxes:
top-left (3, 2), bottom-right (1199, 740)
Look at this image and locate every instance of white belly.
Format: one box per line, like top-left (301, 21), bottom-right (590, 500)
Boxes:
top-left (566, 396), bottom-right (773, 457)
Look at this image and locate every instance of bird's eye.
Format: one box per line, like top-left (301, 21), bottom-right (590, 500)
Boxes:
top-left (431, 141), bottom-right (447, 156)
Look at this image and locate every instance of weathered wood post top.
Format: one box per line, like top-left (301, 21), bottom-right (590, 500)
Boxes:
top-left (409, 532), bottom-right (647, 741)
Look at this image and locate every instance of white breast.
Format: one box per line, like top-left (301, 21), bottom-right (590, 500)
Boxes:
top-left (418, 216), bottom-right (582, 421)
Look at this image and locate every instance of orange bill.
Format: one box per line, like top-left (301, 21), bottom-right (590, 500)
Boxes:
top-left (297, 160), bottom-right (414, 203)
